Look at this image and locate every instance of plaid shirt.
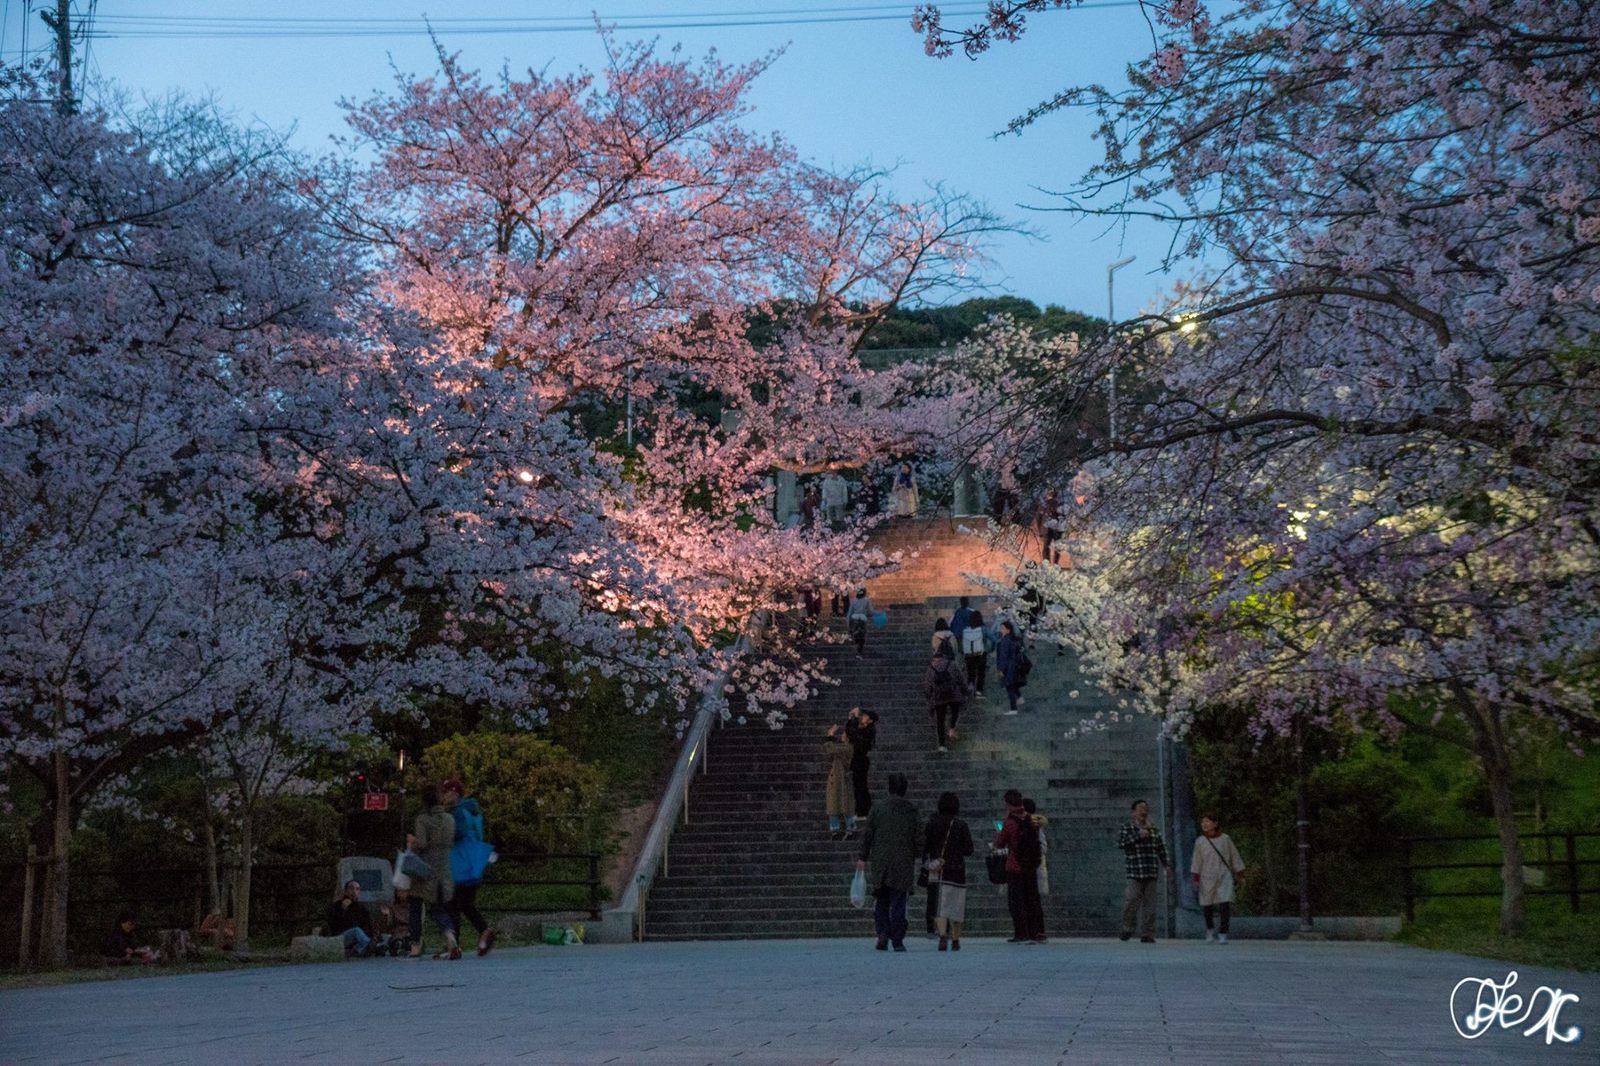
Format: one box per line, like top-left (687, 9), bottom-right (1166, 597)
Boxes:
top-left (1117, 821), bottom-right (1170, 880)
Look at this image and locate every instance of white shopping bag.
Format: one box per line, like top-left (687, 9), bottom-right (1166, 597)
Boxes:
top-left (849, 869), bottom-right (868, 909)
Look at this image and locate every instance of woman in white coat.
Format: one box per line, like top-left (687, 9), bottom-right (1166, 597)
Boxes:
top-left (1191, 814), bottom-right (1246, 942)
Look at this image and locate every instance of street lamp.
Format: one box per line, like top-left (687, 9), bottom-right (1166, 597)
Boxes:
top-left (1106, 255), bottom-right (1136, 443)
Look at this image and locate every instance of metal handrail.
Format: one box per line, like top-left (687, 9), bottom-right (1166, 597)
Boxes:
top-left (611, 618), bottom-right (764, 940)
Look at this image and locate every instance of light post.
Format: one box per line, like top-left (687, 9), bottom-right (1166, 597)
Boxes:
top-left (1106, 255), bottom-right (1136, 443)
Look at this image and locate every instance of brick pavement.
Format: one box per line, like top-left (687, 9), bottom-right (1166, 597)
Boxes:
top-left (0, 939), bottom-right (1591, 1064)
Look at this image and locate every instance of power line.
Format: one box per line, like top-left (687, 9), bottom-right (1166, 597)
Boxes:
top-left (83, 2), bottom-right (1138, 40)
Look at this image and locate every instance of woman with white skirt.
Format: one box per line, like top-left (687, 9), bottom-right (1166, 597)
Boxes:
top-left (924, 791), bottom-right (974, 951)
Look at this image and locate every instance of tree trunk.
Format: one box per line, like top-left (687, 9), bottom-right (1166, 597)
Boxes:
top-left (1467, 699), bottom-right (1525, 936)
top-left (44, 750), bottom-right (71, 968)
top-left (1294, 716), bottom-right (1313, 932)
top-left (233, 807), bottom-right (253, 952)
top-left (1258, 807), bottom-right (1278, 915)
top-left (199, 776), bottom-right (221, 917)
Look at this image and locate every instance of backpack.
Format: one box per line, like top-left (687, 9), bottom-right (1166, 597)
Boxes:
top-left (960, 627), bottom-right (986, 656)
top-left (1017, 648), bottom-right (1034, 683)
top-left (1015, 817), bottom-right (1042, 870)
top-left (933, 632), bottom-right (956, 660)
top-left (929, 656), bottom-right (966, 703)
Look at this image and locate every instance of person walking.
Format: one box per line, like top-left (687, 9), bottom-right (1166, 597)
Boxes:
top-left (856, 772), bottom-right (922, 952)
top-left (993, 789), bottom-right (1045, 943)
top-left (995, 621), bottom-right (1029, 715)
top-left (1118, 798), bottom-right (1171, 943)
top-left (845, 587), bottom-right (873, 656)
top-left (891, 462), bottom-right (919, 517)
top-left (406, 784), bottom-right (461, 960)
top-left (823, 724), bottom-right (858, 839)
top-left (845, 706), bottom-right (878, 824)
top-left (1191, 814), bottom-right (1246, 943)
top-left (961, 609), bottom-right (989, 697)
top-left (800, 482), bottom-right (822, 529)
top-left (444, 777), bottom-right (497, 957)
top-left (924, 792), bottom-right (974, 951)
top-left (924, 641), bottom-right (970, 750)
top-left (821, 471), bottom-right (850, 528)
top-left (1023, 798), bottom-right (1049, 937)
top-left (948, 596), bottom-right (974, 644)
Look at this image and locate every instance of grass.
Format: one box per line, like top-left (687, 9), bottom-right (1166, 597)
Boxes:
top-left (1395, 897), bottom-right (1600, 973)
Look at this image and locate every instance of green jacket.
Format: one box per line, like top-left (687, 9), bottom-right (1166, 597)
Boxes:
top-left (859, 795), bottom-right (923, 893)
top-left (412, 805), bottom-right (456, 901)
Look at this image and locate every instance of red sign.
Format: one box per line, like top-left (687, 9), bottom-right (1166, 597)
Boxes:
top-left (362, 792), bottom-right (390, 812)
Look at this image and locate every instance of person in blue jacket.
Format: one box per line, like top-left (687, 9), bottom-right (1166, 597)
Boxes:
top-left (995, 621), bottom-right (1028, 715)
top-left (442, 777), bottom-right (497, 956)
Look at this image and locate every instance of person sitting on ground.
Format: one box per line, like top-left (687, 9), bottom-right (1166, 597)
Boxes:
top-left (102, 910), bottom-right (157, 965)
top-left (326, 878), bottom-right (376, 957)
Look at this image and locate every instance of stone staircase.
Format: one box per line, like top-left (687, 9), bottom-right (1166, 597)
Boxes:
top-left (642, 520), bottom-right (1162, 940)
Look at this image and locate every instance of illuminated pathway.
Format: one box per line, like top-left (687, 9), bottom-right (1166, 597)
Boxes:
top-left (0, 938), bottom-right (1588, 1064)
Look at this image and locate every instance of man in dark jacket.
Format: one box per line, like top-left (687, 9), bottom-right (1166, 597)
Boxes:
top-left (856, 772), bottom-right (923, 952)
top-left (327, 879), bottom-right (375, 956)
top-left (993, 789), bottom-right (1044, 943)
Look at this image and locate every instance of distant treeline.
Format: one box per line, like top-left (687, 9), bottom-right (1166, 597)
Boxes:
top-left (858, 296), bottom-right (1108, 350)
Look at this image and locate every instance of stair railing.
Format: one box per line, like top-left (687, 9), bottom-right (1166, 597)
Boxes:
top-left (607, 613), bottom-right (766, 941)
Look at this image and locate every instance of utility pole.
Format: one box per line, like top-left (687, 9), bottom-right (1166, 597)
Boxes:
top-left (1106, 255), bottom-right (1135, 443)
top-left (40, 0), bottom-right (74, 113)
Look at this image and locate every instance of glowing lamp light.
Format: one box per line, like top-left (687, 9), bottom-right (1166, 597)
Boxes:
top-left (517, 470), bottom-right (535, 484)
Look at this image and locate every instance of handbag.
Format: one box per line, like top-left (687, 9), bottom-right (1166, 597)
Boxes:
top-left (921, 818), bottom-right (954, 887)
top-left (986, 849), bottom-right (1008, 885)
top-left (398, 849), bottom-right (433, 881)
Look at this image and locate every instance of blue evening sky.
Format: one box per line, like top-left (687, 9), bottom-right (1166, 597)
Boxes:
top-left (4, 1), bottom-right (1180, 318)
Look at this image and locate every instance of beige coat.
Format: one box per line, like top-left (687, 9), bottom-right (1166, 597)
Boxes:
top-left (823, 739), bottom-right (852, 818)
top-left (1190, 832), bottom-right (1244, 906)
top-left (412, 805), bottom-right (456, 902)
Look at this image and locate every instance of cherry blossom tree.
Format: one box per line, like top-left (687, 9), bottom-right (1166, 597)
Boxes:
top-left (917, 0), bottom-right (1600, 933)
top-left (309, 38), bottom-right (1004, 724)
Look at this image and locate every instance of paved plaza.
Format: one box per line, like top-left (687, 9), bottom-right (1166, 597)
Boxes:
top-left (0, 938), bottom-right (1591, 1065)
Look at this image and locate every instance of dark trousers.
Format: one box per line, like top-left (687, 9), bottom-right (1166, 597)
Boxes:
top-left (965, 653), bottom-right (986, 694)
top-left (451, 882), bottom-right (488, 935)
top-left (849, 616), bottom-right (867, 651)
top-left (831, 592), bottom-right (849, 617)
top-left (873, 888), bottom-right (909, 945)
top-left (924, 881), bottom-right (939, 933)
top-left (1203, 901), bottom-right (1232, 934)
top-left (932, 701), bottom-right (961, 745)
top-left (408, 884), bottom-right (457, 943)
top-left (1007, 870), bottom-right (1043, 939)
top-left (851, 757), bottom-right (872, 817)
top-left (1004, 681), bottom-right (1023, 710)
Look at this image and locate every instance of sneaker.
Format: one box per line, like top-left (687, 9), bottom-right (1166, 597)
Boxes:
top-left (1033, 935), bottom-right (1048, 944)
top-left (946, 729), bottom-right (958, 741)
top-left (1118, 933), bottom-right (1131, 942)
top-left (937, 937), bottom-right (948, 952)
top-left (1017, 698), bottom-right (1026, 708)
top-left (1006, 937), bottom-right (1026, 944)
top-left (478, 929), bottom-right (496, 957)
top-left (1204, 930), bottom-right (1215, 943)
top-left (830, 829), bottom-right (845, 841)
top-left (844, 829), bottom-right (859, 840)
top-left (937, 745), bottom-right (947, 753)
top-left (951, 940), bottom-right (960, 951)
top-left (875, 938), bottom-right (888, 951)
top-left (1140, 936), bottom-right (1156, 944)
top-left (1003, 709), bottom-right (1019, 716)
top-left (1217, 933), bottom-right (1229, 944)
top-left (892, 942), bottom-right (907, 953)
